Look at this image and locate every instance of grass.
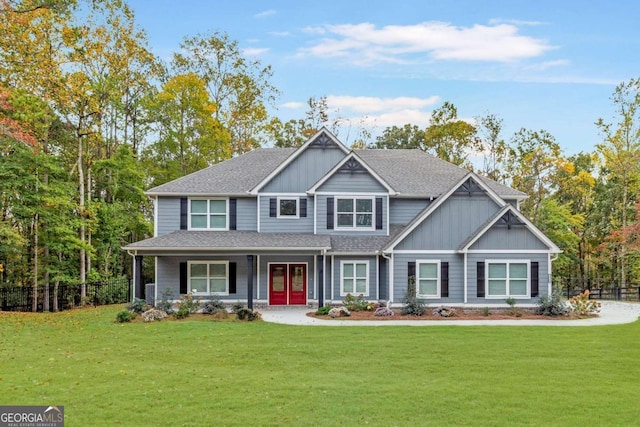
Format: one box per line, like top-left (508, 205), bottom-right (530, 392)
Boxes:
top-left (1, 305), bottom-right (639, 426)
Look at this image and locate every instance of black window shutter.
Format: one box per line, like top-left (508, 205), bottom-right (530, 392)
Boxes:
top-left (326, 197), bottom-right (334, 229)
top-left (408, 261), bottom-right (416, 278)
top-left (229, 198), bottom-right (237, 230)
top-left (441, 262), bottom-right (449, 298)
top-left (531, 262), bottom-right (539, 297)
top-left (180, 198), bottom-right (188, 230)
top-left (477, 262), bottom-right (485, 297)
top-left (300, 198), bottom-right (307, 217)
top-left (179, 262), bottom-right (188, 294)
top-left (229, 262), bottom-right (237, 294)
top-left (376, 197), bottom-right (383, 230)
top-left (269, 198), bottom-right (277, 217)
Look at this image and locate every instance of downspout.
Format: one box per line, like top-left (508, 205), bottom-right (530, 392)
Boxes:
top-left (549, 253), bottom-right (559, 296)
top-left (380, 251), bottom-right (392, 307)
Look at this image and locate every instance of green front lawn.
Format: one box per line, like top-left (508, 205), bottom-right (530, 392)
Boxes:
top-left (1, 305), bottom-right (638, 426)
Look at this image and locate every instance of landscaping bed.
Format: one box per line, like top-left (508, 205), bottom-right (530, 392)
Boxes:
top-left (308, 308), bottom-right (595, 321)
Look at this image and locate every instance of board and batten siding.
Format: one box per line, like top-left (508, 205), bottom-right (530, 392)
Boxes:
top-left (389, 198), bottom-right (430, 225)
top-left (315, 195), bottom-right (388, 236)
top-left (469, 225), bottom-right (549, 251)
top-left (465, 253), bottom-right (550, 304)
top-left (392, 253), bottom-right (463, 304)
top-left (156, 197), bottom-right (181, 236)
top-left (316, 170), bottom-right (387, 193)
top-left (259, 196), bottom-right (314, 233)
top-left (395, 195), bottom-right (501, 250)
top-left (261, 146), bottom-right (344, 193)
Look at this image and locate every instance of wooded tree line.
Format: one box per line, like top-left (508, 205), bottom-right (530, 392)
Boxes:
top-left (0, 0), bottom-right (638, 292)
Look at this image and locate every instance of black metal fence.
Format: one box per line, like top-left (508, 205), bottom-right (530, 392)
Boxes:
top-left (0, 276), bottom-right (131, 312)
top-left (554, 277), bottom-right (640, 301)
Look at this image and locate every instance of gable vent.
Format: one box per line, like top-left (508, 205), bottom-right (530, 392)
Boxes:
top-left (454, 178), bottom-right (485, 197)
top-left (497, 210), bottom-right (525, 230)
top-left (309, 131), bottom-right (336, 149)
top-left (339, 158), bottom-right (367, 174)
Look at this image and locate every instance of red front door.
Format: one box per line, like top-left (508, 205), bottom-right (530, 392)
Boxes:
top-left (269, 264), bottom-right (306, 305)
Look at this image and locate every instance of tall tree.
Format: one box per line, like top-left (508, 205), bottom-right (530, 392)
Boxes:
top-left (476, 112), bottom-right (508, 182)
top-left (172, 31), bottom-right (278, 154)
top-left (373, 124), bottom-right (425, 150)
top-left (424, 102), bottom-right (480, 167)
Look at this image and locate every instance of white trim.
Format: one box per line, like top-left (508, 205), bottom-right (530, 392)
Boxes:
top-left (463, 252), bottom-right (468, 303)
top-left (467, 249), bottom-right (554, 254)
top-left (334, 196), bottom-right (375, 231)
top-left (484, 259), bottom-right (531, 299)
top-left (313, 191), bottom-right (390, 196)
top-left (416, 259), bottom-right (441, 299)
top-left (257, 255), bottom-right (261, 300)
top-left (188, 198), bottom-right (229, 231)
top-left (384, 172), bottom-right (507, 251)
top-left (389, 252), bottom-right (394, 304)
top-left (187, 260), bottom-right (230, 296)
top-left (256, 195), bottom-right (261, 232)
top-left (313, 255), bottom-right (317, 299)
top-left (313, 195), bottom-right (317, 234)
top-left (339, 260), bottom-right (370, 296)
top-left (307, 152), bottom-right (397, 195)
top-left (393, 250), bottom-right (458, 254)
top-left (375, 256), bottom-right (379, 300)
top-left (459, 204), bottom-right (562, 253)
top-left (153, 196), bottom-right (158, 237)
top-left (260, 192), bottom-right (307, 197)
top-left (276, 196), bottom-right (300, 219)
top-left (250, 127), bottom-right (349, 195)
top-left (331, 255), bottom-right (335, 301)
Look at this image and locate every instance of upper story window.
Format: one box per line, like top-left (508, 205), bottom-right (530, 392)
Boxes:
top-left (189, 199), bottom-right (228, 230)
top-left (486, 260), bottom-right (529, 298)
top-left (278, 197), bottom-right (299, 218)
top-left (336, 197), bottom-right (373, 229)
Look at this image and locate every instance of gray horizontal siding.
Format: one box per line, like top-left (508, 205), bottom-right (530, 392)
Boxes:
top-left (392, 253), bottom-right (463, 304)
top-left (262, 147), bottom-right (344, 193)
top-left (156, 197), bottom-right (181, 236)
top-left (389, 198), bottom-right (430, 225)
top-left (465, 253), bottom-right (550, 304)
top-left (236, 198), bottom-right (257, 231)
top-left (259, 196), bottom-right (314, 233)
top-left (317, 171), bottom-right (386, 193)
top-left (470, 226), bottom-right (549, 250)
top-left (396, 195), bottom-right (501, 250)
top-left (330, 255), bottom-right (378, 299)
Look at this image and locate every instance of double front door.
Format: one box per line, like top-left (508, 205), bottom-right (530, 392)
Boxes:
top-left (269, 263), bottom-right (307, 305)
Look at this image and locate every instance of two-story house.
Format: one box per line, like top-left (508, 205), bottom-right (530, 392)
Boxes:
top-left (124, 128), bottom-right (561, 308)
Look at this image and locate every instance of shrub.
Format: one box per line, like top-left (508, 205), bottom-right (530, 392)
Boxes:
top-left (126, 298), bottom-right (148, 314)
top-left (116, 310), bottom-right (136, 323)
top-left (432, 306), bottom-right (456, 317)
top-left (201, 298), bottom-right (225, 314)
top-left (328, 307), bottom-right (350, 318)
top-left (535, 292), bottom-right (569, 316)
top-left (173, 305), bottom-right (190, 319)
top-left (374, 306), bottom-right (394, 317)
top-left (177, 293), bottom-right (201, 314)
top-left (504, 297), bottom-right (521, 316)
top-left (342, 293), bottom-right (376, 311)
top-left (235, 307), bottom-right (261, 321)
top-left (568, 290), bottom-right (601, 316)
top-left (141, 308), bottom-right (168, 322)
top-left (315, 305), bottom-right (331, 315)
top-left (231, 302), bottom-right (244, 313)
top-left (155, 289), bottom-right (174, 314)
top-left (402, 276), bottom-right (426, 316)
top-left (212, 309), bottom-right (229, 320)
top-left (482, 307), bottom-right (491, 317)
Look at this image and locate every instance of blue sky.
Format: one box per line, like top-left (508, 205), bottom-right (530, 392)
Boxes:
top-left (127, 0), bottom-right (639, 155)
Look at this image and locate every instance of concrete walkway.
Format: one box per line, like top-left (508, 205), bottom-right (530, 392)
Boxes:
top-left (261, 301), bottom-right (640, 327)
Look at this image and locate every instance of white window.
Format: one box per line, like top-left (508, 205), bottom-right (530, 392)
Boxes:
top-left (277, 197), bottom-right (299, 218)
top-left (486, 260), bottom-right (529, 298)
top-left (188, 261), bottom-right (229, 295)
top-left (417, 261), bottom-right (440, 298)
top-left (336, 197), bottom-right (373, 229)
top-left (189, 199), bottom-right (227, 230)
top-left (340, 261), bottom-right (369, 296)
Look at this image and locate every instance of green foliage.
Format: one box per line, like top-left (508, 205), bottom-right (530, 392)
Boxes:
top-left (115, 310), bottom-right (135, 323)
top-left (402, 276), bottom-right (426, 316)
top-left (235, 307), bottom-right (261, 321)
top-left (535, 292), bottom-right (569, 316)
top-left (315, 305), bottom-right (331, 315)
top-left (126, 298), bottom-right (148, 314)
top-left (201, 298), bottom-right (226, 315)
top-left (173, 305), bottom-right (190, 319)
top-left (504, 298), bottom-right (521, 316)
top-left (482, 307), bottom-right (491, 317)
top-left (231, 302), bottom-right (245, 313)
top-left (155, 289), bottom-right (174, 314)
top-left (177, 293), bottom-right (201, 314)
top-left (342, 293), bottom-right (375, 311)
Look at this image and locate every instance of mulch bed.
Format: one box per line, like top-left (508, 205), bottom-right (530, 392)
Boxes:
top-left (308, 308), bottom-right (593, 321)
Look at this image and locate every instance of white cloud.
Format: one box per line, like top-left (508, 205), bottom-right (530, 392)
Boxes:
top-left (281, 101), bottom-right (305, 109)
top-left (356, 109), bottom-right (434, 128)
top-left (301, 26), bottom-right (326, 35)
top-left (243, 47), bottom-right (269, 56)
top-left (254, 9), bottom-right (276, 18)
top-left (325, 95), bottom-right (440, 113)
top-left (298, 21), bottom-right (555, 65)
top-left (488, 18), bottom-right (546, 26)
top-left (268, 31), bottom-right (290, 37)
top-left (523, 59), bottom-right (570, 71)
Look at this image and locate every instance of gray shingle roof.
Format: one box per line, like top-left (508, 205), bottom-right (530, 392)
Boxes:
top-left (124, 230), bottom-right (332, 251)
top-left (146, 148), bottom-right (296, 195)
top-left (328, 225), bottom-right (406, 254)
top-left (355, 149), bottom-right (525, 198)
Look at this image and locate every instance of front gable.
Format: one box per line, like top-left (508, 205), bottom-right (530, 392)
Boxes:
top-left (309, 153), bottom-right (395, 195)
top-left (252, 129), bottom-right (349, 194)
